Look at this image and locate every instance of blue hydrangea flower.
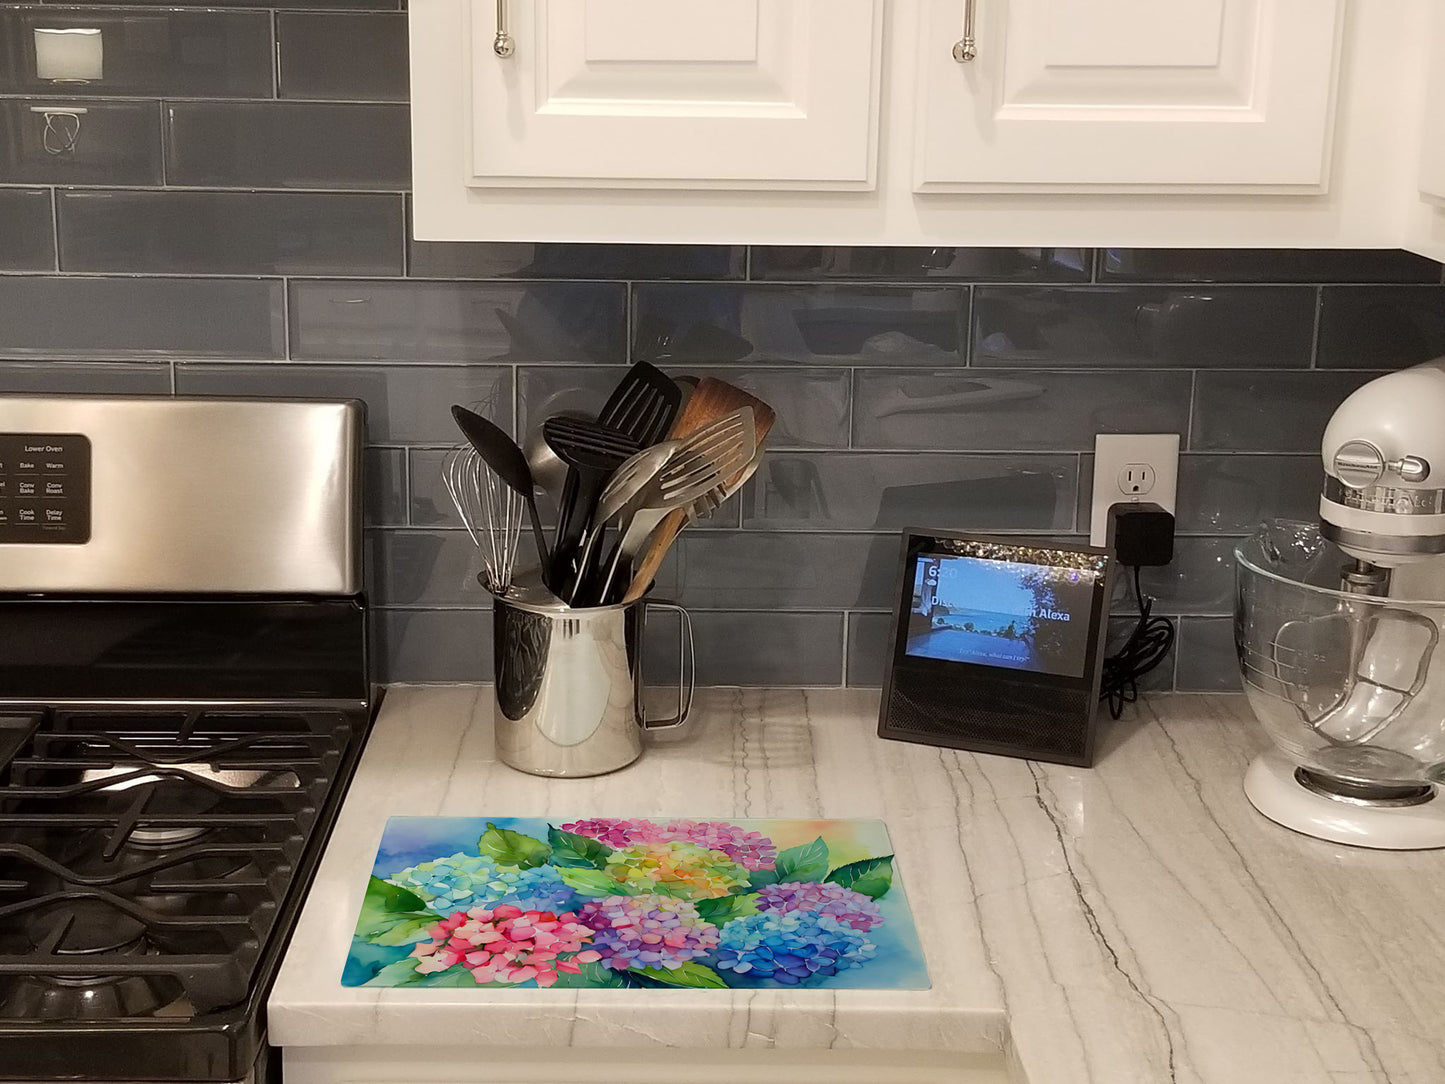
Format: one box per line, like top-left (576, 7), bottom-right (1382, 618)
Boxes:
top-left (388, 853), bottom-right (577, 914)
top-left (714, 910), bottom-right (877, 985)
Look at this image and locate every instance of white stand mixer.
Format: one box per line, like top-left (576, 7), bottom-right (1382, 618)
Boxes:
top-left (1237, 359), bottom-right (1445, 849)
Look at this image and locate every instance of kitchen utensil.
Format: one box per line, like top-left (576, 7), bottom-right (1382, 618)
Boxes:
top-left (566, 439), bottom-right (681, 604)
top-left (523, 408), bottom-right (587, 510)
top-left (442, 443), bottom-right (524, 593)
top-left (597, 361), bottom-right (683, 447)
top-left (451, 404), bottom-right (550, 571)
top-left (490, 570), bottom-right (694, 777)
top-left (542, 415), bottom-right (641, 586)
top-left (622, 378), bottom-right (777, 604)
top-left (593, 408), bottom-right (756, 605)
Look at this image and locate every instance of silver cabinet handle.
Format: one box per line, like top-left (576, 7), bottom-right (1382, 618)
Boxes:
top-left (952, 0), bottom-right (978, 62)
top-left (494, 0), bottom-right (515, 57)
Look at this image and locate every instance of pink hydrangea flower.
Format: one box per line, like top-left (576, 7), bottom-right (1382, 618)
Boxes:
top-left (561, 817), bottom-right (777, 872)
top-left (408, 903), bottom-right (601, 987)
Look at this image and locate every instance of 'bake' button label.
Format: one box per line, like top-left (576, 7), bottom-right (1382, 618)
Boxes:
top-left (16, 460), bottom-right (36, 473)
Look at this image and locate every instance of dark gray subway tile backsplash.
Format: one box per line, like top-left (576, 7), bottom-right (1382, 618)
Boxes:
top-left (4, 4), bottom-right (1443, 688)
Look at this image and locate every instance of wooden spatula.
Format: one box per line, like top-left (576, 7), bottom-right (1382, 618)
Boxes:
top-left (621, 377), bottom-right (776, 603)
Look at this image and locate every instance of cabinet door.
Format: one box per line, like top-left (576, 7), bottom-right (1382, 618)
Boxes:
top-left (914, 0), bottom-right (1344, 192)
top-left (465, 0), bottom-right (882, 190)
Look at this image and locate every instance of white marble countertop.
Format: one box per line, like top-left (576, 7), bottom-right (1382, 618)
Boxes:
top-left (269, 687), bottom-right (1445, 1083)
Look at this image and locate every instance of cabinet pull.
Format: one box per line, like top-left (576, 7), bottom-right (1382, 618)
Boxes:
top-left (952, 0), bottom-right (977, 62)
top-left (493, 0), bottom-right (515, 57)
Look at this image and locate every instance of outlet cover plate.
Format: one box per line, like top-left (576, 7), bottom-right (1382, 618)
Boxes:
top-left (1090, 433), bottom-right (1180, 546)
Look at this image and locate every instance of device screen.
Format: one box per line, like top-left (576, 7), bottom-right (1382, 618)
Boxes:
top-left (905, 553), bottom-right (1100, 678)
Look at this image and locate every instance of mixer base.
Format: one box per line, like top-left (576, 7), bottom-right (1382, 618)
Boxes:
top-left (1244, 752), bottom-right (1445, 850)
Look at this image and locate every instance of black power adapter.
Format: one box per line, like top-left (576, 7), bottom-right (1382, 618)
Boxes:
top-left (1105, 501), bottom-right (1175, 567)
top-left (1099, 501), bottom-right (1176, 718)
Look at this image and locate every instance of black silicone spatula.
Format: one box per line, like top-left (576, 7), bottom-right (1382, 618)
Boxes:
top-left (450, 405), bottom-right (551, 575)
top-left (597, 361), bottom-right (682, 448)
top-left (542, 415), bottom-right (641, 588)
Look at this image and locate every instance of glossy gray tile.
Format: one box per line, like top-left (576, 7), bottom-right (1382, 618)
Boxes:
top-left (1173, 454), bottom-right (1321, 534)
top-left (407, 448), bottom-right (460, 528)
top-left (372, 609), bottom-right (492, 684)
top-left (1100, 249), bottom-right (1442, 284)
top-left (662, 611), bottom-right (845, 686)
top-left (740, 452), bottom-right (1078, 532)
top-left (671, 532), bottom-right (894, 611)
top-left (974, 287), bottom-right (1315, 368)
top-left (366, 528), bottom-right (490, 608)
top-left (0, 100), bottom-right (162, 184)
top-left (845, 611), bottom-right (892, 687)
top-left (365, 447), bottom-right (408, 526)
top-left (58, 190), bottom-right (403, 276)
top-left (290, 281), bottom-right (627, 363)
top-left (0, 277), bottom-right (283, 358)
top-left (166, 102), bottom-right (409, 190)
top-left (0, 189), bottom-right (54, 271)
top-left (517, 365), bottom-right (851, 450)
top-left (278, 13), bottom-right (408, 101)
top-left (1103, 615), bottom-right (1176, 694)
top-left (1191, 370), bottom-right (1386, 453)
top-left (1316, 286), bottom-right (1445, 370)
top-left (751, 247), bottom-right (1091, 282)
top-left (1, 10), bottom-right (272, 97)
top-left (0, 360), bottom-right (171, 394)
top-left (854, 369), bottom-right (1193, 452)
top-left (1173, 618), bottom-right (1240, 692)
top-left (410, 233), bottom-right (745, 280)
top-left (174, 364), bottom-right (511, 442)
top-left (633, 284), bottom-right (969, 365)
top-left (1136, 536), bottom-right (1240, 616)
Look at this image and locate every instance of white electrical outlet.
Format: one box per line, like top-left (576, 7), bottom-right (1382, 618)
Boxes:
top-left (1090, 434), bottom-right (1180, 547)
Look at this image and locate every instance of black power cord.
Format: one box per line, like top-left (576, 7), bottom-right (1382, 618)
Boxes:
top-left (1099, 565), bottom-right (1175, 719)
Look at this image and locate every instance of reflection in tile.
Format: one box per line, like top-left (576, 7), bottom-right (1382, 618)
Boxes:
top-left (1191, 371), bottom-right (1385, 453)
top-left (1137, 537), bottom-right (1240, 616)
top-left (845, 611), bottom-right (892, 687)
top-left (1174, 618), bottom-right (1240, 692)
top-left (411, 232), bottom-right (744, 280)
top-left (59, 190), bottom-right (403, 276)
top-left (365, 447), bottom-right (408, 526)
top-left (174, 363), bottom-right (512, 443)
top-left (408, 449), bottom-right (460, 528)
top-left (741, 452), bottom-right (1078, 532)
top-left (0, 100), bottom-right (162, 184)
top-left (167, 103), bottom-right (410, 190)
top-left (0, 277), bottom-right (282, 358)
top-left (1, 10), bottom-right (272, 97)
top-left (366, 529), bottom-right (489, 607)
top-left (372, 609), bottom-right (492, 684)
top-left (1173, 455), bottom-right (1321, 534)
top-left (0, 361), bottom-right (171, 395)
top-left (278, 13), bottom-right (408, 101)
top-left (517, 365), bottom-right (850, 450)
top-left (751, 247), bottom-right (1091, 282)
top-left (634, 283), bottom-right (969, 366)
top-left (854, 369), bottom-right (1192, 451)
top-left (1100, 249), bottom-right (1441, 284)
top-left (290, 280), bottom-right (627, 362)
top-left (974, 287), bottom-right (1314, 368)
top-left (0, 189), bottom-right (54, 271)
top-left (647, 611), bottom-right (843, 686)
top-left (672, 533), bottom-right (893, 611)
top-left (1316, 286), bottom-right (1445, 370)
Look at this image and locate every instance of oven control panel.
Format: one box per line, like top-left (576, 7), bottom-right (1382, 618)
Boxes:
top-left (0, 433), bottom-right (91, 544)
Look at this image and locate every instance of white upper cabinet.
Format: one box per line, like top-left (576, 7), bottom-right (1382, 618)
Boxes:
top-left (463, 0), bottom-right (882, 190)
top-left (914, 0), bottom-right (1344, 192)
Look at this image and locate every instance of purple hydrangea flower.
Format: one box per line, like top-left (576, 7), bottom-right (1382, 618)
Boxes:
top-left (714, 911), bottom-right (877, 985)
top-left (576, 894), bottom-right (719, 971)
top-left (755, 881), bottom-right (884, 931)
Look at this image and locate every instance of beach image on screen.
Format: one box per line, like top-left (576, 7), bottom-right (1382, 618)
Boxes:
top-left (906, 554), bottom-right (1096, 677)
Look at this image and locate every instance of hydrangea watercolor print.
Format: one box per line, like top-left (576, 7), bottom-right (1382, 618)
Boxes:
top-left (342, 817), bottom-right (929, 991)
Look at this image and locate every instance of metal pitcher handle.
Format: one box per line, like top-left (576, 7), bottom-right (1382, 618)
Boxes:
top-left (640, 599), bottom-right (694, 730)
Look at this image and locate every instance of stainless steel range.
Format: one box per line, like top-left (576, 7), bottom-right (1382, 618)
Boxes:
top-left (0, 397), bottom-right (374, 1083)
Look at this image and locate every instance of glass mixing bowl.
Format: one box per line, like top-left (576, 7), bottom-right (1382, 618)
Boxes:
top-left (1235, 520), bottom-right (1445, 788)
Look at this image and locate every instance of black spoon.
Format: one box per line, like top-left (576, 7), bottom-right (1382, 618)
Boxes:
top-left (450, 405), bottom-right (551, 577)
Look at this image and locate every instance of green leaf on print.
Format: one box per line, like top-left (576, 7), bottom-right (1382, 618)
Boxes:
top-left (356, 876), bottom-right (435, 943)
top-left (551, 960), bottom-right (627, 988)
top-left (773, 836), bottom-right (830, 883)
top-left (368, 957), bottom-right (424, 986)
top-left (695, 892), bottom-right (760, 924)
top-left (409, 967), bottom-right (502, 988)
top-left (824, 854), bottom-right (894, 900)
top-left (626, 962), bottom-right (729, 989)
top-left (368, 914), bottom-right (439, 947)
top-left (557, 866), bottom-right (632, 897)
top-left (547, 826), bottom-right (612, 869)
top-left (477, 822), bottom-right (551, 869)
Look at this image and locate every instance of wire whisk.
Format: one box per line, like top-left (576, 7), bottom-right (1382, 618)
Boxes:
top-left (442, 444), bottom-right (524, 594)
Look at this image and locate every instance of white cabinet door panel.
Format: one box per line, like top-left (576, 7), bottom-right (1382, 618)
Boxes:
top-left (914, 0), bottom-right (1344, 192)
top-left (467, 0), bottom-right (882, 190)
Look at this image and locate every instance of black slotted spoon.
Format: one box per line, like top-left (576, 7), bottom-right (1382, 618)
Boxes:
top-left (543, 416), bottom-right (641, 589)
